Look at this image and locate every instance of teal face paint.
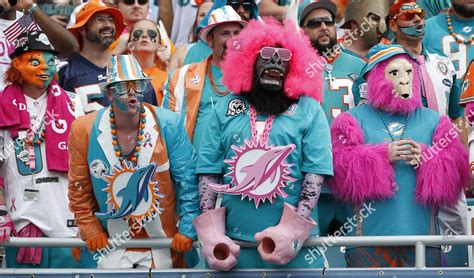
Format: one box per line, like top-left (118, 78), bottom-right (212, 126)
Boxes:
top-left (399, 23), bottom-right (425, 37)
top-left (113, 97), bottom-right (129, 112)
top-left (42, 52), bottom-right (57, 87)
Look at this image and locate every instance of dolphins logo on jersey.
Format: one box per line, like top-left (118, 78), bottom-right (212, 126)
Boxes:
top-left (226, 98), bottom-right (247, 117)
top-left (95, 161), bottom-right (164, 225)
top-left (383, 121), bottom-right (405, 139)
top-left (437, 61), bottom-right (448, 75)
top-left (89, 159), bottom-right (109, 180)
top-left (462, 80), bottom-right (471, 94)
top-left (208, 139), bottom-right (296, 208)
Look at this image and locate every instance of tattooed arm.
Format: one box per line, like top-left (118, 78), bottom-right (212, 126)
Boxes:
top-left (198, 174), bottom-right (220, 213)
top-left (296, 173), bottom-right (324, 219)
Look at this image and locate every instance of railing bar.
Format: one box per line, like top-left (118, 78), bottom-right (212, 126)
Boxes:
top-left (1, 235), bottom-right (474, 248)
top-left (415, 241), bottom-right (426, 270)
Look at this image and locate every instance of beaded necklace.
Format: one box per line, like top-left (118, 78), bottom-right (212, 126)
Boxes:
top-left (377, 109), bottom-right (409, 142)
top-left (206, 61), bottom-right (229, 97)
top-left (446, 9), bottom-right (474, 45)
top-left (110, 107), bottom-right (146, 165)
top-left (25, 118), bottom-right (46, 146)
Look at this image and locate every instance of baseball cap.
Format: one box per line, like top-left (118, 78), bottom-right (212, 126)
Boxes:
top-left (298, 0), bottom-right (337, 26)
top-left (10, 30), bottom-right (59, 58)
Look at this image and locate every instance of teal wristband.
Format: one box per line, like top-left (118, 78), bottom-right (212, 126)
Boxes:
top-left (28, 3), bottom-right (37, 13)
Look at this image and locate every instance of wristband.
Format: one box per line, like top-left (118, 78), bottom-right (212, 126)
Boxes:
top-left (28, 3), bottom-right (37, 13)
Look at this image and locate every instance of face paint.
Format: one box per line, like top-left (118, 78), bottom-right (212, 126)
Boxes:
top-left (384, 58), bottom-right (414, 99)
top-left (254, 47), bottom-right (290, 92)
top-left (399, 23), bottom-right (425, 37)
top-left (14, 50), bottom-right (56, 88)
top-left (109, 81), bottom-right (147, 113)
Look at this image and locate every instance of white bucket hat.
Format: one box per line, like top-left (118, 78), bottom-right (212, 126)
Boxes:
top-left (199, 5), bottom-right (248, 41)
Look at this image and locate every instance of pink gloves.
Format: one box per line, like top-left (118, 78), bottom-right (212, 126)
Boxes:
top-left (255, 203), bottom-right (316, 265)
top-left (193, 207), bottom-right (240, 271)
top-left (16, 223), bottom-right (43, 265)
top-left (0, 215), bottom-right (17, 241)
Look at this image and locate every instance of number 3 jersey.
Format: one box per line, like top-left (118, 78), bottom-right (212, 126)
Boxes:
top-left (321, 51), bottom-right (366, 124)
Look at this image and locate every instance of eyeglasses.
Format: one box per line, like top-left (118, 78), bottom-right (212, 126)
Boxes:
top-left (132, 29), bottom-right (158, 41)
top-left (228, 0), bottom-right (253, 12)
top-left (122, 0), bottom-right (148, 5)
top-left (259, 47), bottom-right (292, 62)
top-left (304, 16), bottom-right (335, 29)
top-left (393, 8), bottom-right (426, 21)
top-left (109, 81), bottom-right (147, 98)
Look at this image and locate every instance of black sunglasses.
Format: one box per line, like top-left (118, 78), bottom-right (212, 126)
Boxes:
top-left (132, 29), bottom-right (158, 41)
top-left (122, 0), bottom-right (148, 5)
top-left (228, 0), bottom-right (253, 12)
top-left (305, 16), bottom-right (335, 29)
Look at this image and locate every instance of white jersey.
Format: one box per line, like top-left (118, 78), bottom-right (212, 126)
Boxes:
top-left (170, 0), bottom-right (197, 47)
top-left (0, 91), bottom-right (83, 237)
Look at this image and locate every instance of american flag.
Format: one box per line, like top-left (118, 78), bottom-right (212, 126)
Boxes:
top-left (4, 13), bottom-right (40, 44)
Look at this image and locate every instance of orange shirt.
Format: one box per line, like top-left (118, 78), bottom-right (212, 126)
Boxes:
top-left (143, 67), bottom-right (169, 106)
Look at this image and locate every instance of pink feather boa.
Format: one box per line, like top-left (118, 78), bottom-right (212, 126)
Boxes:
top-left (415, 116), bottom-right (469, 207)
top-left (330, 113), bottom-right (396, 204)
top-left (221, 18), bottom-right (324, 101)
top-left (367, 54), bottom-right (422, 115)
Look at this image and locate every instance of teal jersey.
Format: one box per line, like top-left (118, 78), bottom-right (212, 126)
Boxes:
top-left (341, 47), bottom-right (369, 61)
top-left (321, 51), bottom-right (366, 124)
top-left (424, 13), bottom-right (474, 80)
top-left (346, 105), bottom-right (440, 237)
top-left (193, 64), bottom-right (226, 151)
top-left (417, 0), bottom-right (451, 19)
top-left (183, 39), bottom-right (212, 65)
top-left (196, 94), bottom-right (333, 241)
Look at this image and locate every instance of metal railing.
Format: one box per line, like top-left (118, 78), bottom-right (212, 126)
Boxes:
top-left (1, 235), bottom-right (473, 270)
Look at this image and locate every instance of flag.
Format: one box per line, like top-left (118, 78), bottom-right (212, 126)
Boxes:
top-left (4, 13), bottom-right (40, 44)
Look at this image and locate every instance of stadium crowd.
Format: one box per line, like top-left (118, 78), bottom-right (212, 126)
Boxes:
top-left (0, 0), bottom-right (472, 270)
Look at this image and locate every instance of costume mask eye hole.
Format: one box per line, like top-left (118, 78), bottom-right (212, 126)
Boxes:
top-left (30, 59), bottom-right (40, 66)
top-left (389, 69), bottom-right (398, 77)
top-left (406, 69), bottom-right (412, 75)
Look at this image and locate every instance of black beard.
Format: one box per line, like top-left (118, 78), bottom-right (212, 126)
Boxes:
top-left (243, 83), bottom-right (296, 116)
top-left (311, 38), bottom-right (337, 57)
top-left (86, 28), bottom-right (115, 48)
top-left (452, 2), bottom-right (474, 18)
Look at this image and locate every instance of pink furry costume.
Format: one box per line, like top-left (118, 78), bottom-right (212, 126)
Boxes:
top-left (192, 18), bottom-right (333, 270)
top-left (330, 45), bottom-right (469, 267)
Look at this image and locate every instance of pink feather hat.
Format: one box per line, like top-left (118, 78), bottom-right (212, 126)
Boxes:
top-left (221, 18), bottom-right (325, 101)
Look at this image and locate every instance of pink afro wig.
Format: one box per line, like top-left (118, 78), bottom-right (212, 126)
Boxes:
top-left (367, 54), bottom-right (422, 115)
top-left (221, 18), bottom-right (324, 101)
